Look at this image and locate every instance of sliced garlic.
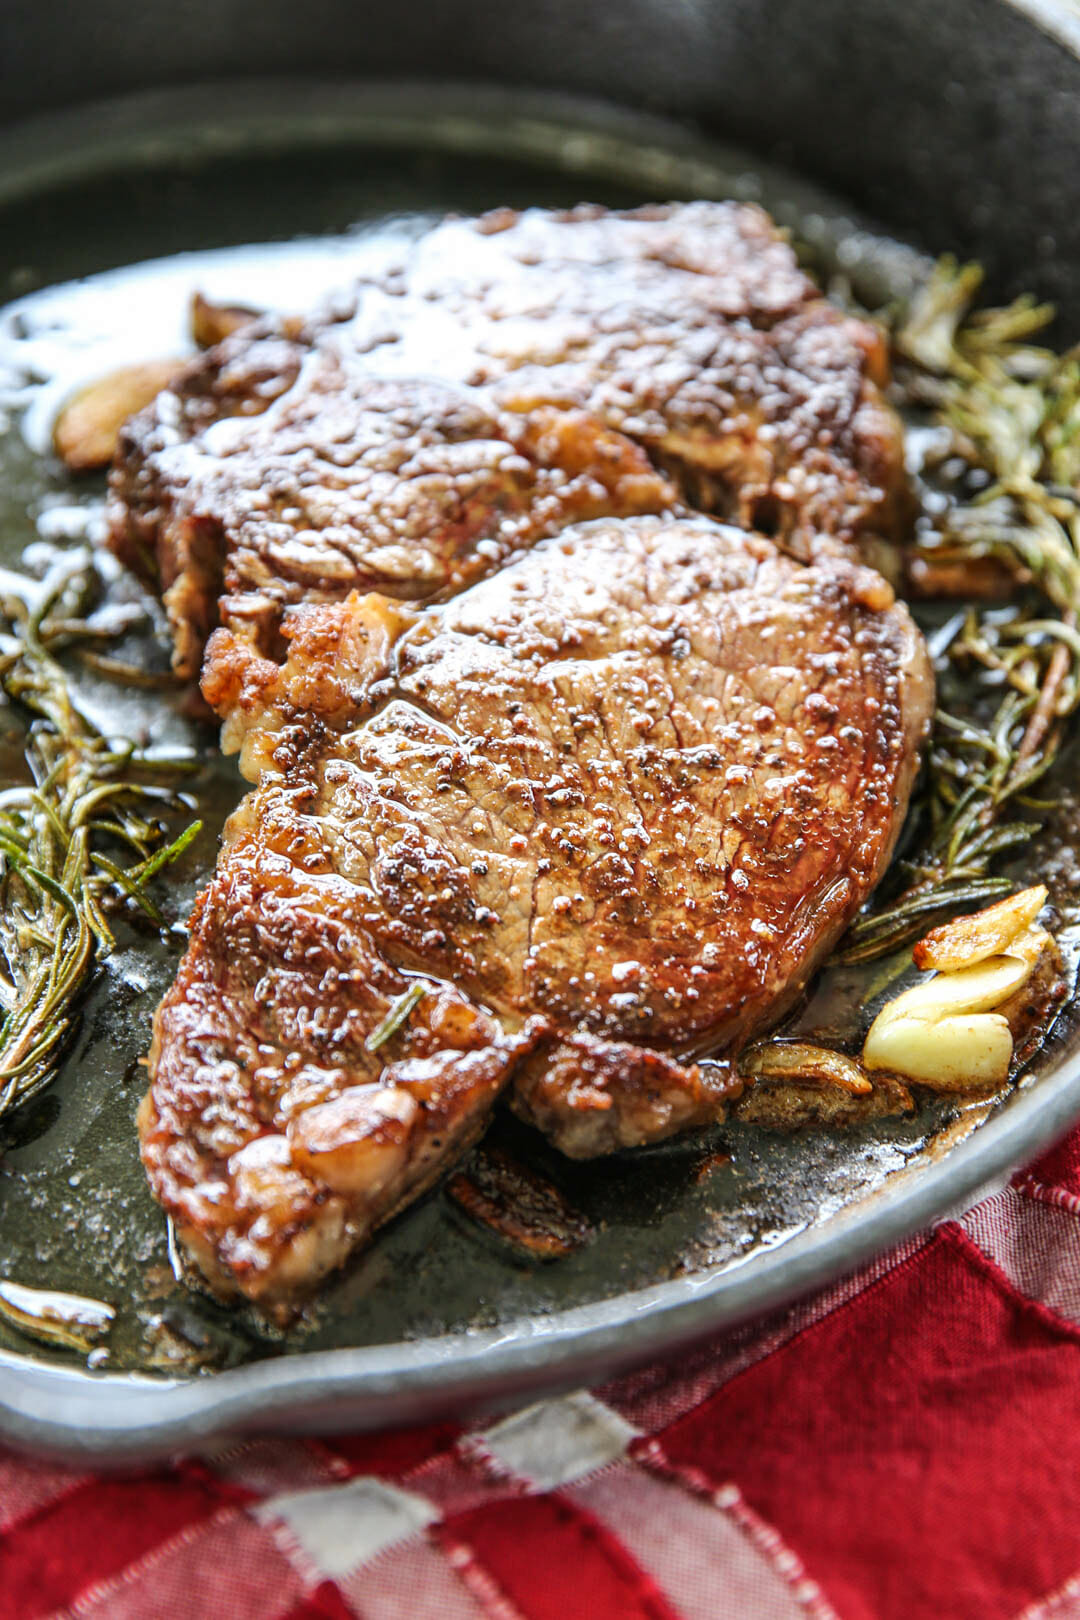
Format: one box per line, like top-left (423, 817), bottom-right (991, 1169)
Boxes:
top-left (871, 953), bottom-right (1033, 1025)
top-left (862, 936), bottom-right (1048, 1093)
top-left (1000, 923), bottom-right (1053, 971)
top-left (863, 1010), bottom-right (1014, 1091)
top-left (743, 1040), bottom-right (872, 1095)
top-left (912, 885), bottom-right (1048, 973)
top-left (190, 291), bottom-right (259, 348)
top-left (52, 358), bottom-right (186, 471)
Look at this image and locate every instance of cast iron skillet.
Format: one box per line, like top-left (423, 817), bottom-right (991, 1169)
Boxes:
top-left (1, 1), bottom-right (1080, 1461)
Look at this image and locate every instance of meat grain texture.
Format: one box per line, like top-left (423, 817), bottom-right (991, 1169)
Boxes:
top-left (113, 204), bottom-right (932, 1308)
top-left (109, 203), bottom-right (908, 696)
top-left (141, 518), bottom-right (931, 1306)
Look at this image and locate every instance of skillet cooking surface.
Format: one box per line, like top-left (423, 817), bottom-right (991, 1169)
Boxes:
top-left (0, 83), bottom-right (1078, 1461)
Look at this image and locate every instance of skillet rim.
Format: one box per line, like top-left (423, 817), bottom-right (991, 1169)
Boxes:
top-left (0, 65), bottom-right (1078, 1463)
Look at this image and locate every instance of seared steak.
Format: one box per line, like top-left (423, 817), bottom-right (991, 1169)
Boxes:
top-left (112, 371), bottom-right (675, 689)
top-left (141, 517), bottom-right (932, 1306)
top-left (109, 203), bottom-right (907, 693)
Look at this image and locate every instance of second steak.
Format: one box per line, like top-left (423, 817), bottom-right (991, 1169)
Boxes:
top-left (109, 202), bottom-right (908, 693)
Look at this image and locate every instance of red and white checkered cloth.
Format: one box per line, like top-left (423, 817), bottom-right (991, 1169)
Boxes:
top-left (4, 1126), bottom-right (1080, 1620)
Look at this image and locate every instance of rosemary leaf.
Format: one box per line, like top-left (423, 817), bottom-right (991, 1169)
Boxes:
top-left (365, 982), bottom-right (429, 1054)
top-left (0, 553), bottom-right (202, 1120)
top-left (844, 261), bottom-right (1080, 962)
top-left (133, 819), bottom-right (204, 886)
top-left (89, 853), bottom-right (165, 924)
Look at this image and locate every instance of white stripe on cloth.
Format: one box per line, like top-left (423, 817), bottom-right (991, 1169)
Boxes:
top-left (1013, 1568), bottom-right (1080, 1620)
top-left (569, 1460), bottom-right (812, 1620)
top-left (959, 1184), bottom-right (1080, 1325)
top-left (632, 1442), bottom-right (842, 1620)
top-left (253, 1475), bottom-right (439, 1582)
top-left (343, 1534), bottom-right (492, 1620)
top-left (56, 1506), bottom-right (301, 1620)
top-left (475, 1391), bottom-right (641, 1490)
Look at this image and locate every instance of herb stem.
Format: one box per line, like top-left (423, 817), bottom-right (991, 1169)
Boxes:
top-left (844, 261), bottom-right (1080, 961)
top-left (0, 554), bottom-right (202, 1120)
top-left (365, 982), bottom-right (429, 1054)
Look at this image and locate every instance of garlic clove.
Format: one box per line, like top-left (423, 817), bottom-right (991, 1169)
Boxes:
top-left (863, 1009), bottom-right (1013, 1091)
top-left (912, 884), bottom-right (1048, 973)
top-left (863, 890), bottom-right (1056, 1093)
top-left (52, 359), bottom-right (186, 471)
top-left (190, 291), bottom-right (260, 349)
top-left (872, 953), bottom-right (1032, 1025)
top-left (1003, 924), bottom-right (1054, 971)
top-left (743, 1040), bottom-right (872, 1095)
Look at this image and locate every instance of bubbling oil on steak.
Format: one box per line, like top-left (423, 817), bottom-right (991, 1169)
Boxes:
top-left (108, 202), bottom-right (908, 695)
top-left (140, 517), bottom-right (932, 1307)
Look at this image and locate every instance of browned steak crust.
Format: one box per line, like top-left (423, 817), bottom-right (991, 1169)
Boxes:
top-left (141, 517), bottom-right (932, 1305)
top-left (109, 203), bottom-right (907, 690)
top-left (113, 369), bottom-right (675, 686)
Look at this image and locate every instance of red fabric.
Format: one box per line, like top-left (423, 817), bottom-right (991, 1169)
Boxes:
top-left (325, 1420), bottom-right (462, 1479)
top-left (280, 1586), bottom-right (360, 1620)
top-left (0, 1472), bottom-right (226, 1616)
top-left (645, 1226), bottom-right (1080, 1620)
top-left (440, 1495), bottom-right (684, 1620)
top-left (2, 1124), bottom-right (1080, 1620)
top-left (1016, 1126), bottom-right (1080, 1211)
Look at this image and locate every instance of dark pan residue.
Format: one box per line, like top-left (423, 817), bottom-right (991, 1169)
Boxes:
top-left (0, 97), bottom-right (1076, 1392)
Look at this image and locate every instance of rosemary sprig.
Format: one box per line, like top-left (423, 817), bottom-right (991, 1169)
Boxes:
top-left (365, 982), bottom-right (429, 1053)
top-left (0, 551), bottom-right (201, 1118)
top-left (844, 260), bottom-right (1080, 962)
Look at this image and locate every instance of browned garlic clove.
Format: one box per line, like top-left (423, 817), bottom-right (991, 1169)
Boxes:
top-left (912, 884), bottom-right (1048, 973)
top-left (743, 1040), bottom-right (872, 1095)
top-left (863, 896), bottom-right (1054, 1093)
top-left (52, 359), bottom-right (187, 471)
top-left (190, 292), bottom-right (261, 349)
top-left (0, 1279), bottom-right (114, 1352)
